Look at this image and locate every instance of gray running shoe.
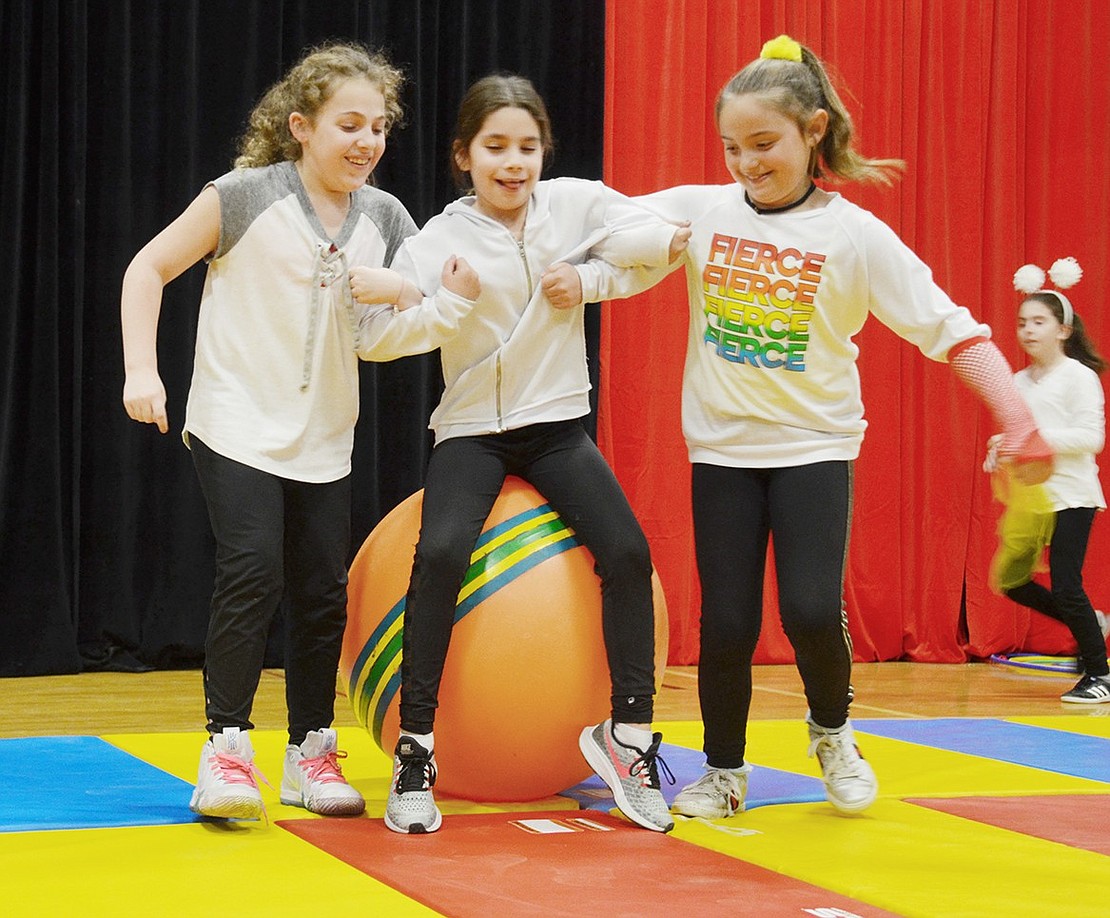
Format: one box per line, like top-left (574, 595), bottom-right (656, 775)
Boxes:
top-left (579, 719), bottom-right (674, 832)
top-left (385, 735), bottom-right (442, 834)
top-left (672, 763), bottom-right (752, 819)
top-left (807, 716), bottom-right (878, 814)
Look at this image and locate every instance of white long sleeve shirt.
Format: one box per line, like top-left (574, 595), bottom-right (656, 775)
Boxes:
top-left (618, 185), bottom-right (990, 467)
top-left (1014, 358), bottom-right (1106, 510)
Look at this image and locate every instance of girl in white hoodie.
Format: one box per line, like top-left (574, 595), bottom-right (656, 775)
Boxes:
top-left (367, 74), bottom-right (688, 835)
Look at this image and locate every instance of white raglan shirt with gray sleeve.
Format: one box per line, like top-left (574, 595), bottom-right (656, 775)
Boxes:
top-left (184, 161), bottom-right (416, 482)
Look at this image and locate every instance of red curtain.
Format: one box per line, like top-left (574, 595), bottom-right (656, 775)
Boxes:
top-left (600, 0), bottom-right (1110, 664)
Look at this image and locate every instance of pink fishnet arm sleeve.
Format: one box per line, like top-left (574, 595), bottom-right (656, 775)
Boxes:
top-left (948, 338), bottom-right (1054, 484)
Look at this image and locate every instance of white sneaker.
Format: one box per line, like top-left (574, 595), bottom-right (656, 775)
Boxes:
top-left (806, 717), bottom-right (878, 814)
top-left (280, 728), bottom-right (365, 816)
top-left (384, 735), bottom-right (441, 834)
top-left (672, 763), bottom-right (752, 819)
top-left (189, 727), bottom-right (264, 820)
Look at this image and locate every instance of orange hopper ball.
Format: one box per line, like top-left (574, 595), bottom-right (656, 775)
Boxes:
top-left (340, 476), bottom-right (668, 802)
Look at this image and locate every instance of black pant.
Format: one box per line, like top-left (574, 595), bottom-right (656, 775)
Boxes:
top-left (1006, 506), bottom-right (1107, 677)
top-left (190, 437), bottom-right (351, 745)
top-left (692, 460), bottom-right (853, 769)
top-left (399, 420), bottom-right (657, 735)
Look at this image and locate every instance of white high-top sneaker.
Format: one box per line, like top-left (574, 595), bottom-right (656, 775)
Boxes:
top-left (806, 716), bottom-right (878, 814)
top-left (672, 763), bottom-right (753, 819)
top-left (281, 728), bottom-right (365, 816)
top-left (189, 727), bottom-right (263, 820)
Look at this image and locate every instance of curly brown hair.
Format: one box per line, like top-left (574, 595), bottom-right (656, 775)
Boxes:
top-left (234, 42), bottom-right (404, 169)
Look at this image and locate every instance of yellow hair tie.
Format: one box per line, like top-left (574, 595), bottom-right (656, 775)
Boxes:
top-left (760, 34), bottom-right (803, 62)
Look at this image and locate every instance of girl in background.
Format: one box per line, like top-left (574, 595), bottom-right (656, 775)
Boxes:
top-left (986, 259), bottom-right (1107, 703)
top-left (121, 43), bottom-right (477, 821)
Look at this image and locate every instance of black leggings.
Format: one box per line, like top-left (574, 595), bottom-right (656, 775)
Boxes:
top-left (399, 420), bottom-right (657, 735)
top-left (190, 437), bottom-right (351, 745)
top-left (1006, 506), bottom-right (1106, 677)
top-left (692, 460), bottom-right (853, 769)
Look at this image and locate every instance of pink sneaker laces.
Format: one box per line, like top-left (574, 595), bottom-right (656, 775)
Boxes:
top-left (209, 751), bottom-right (262, 786)
top-left (299, 749), bottom-right (349, 785)
top-left (207, 751), bottom-right (272, 823)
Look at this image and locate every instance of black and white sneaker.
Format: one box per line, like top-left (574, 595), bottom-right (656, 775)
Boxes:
top-left (384, 735), bottom-right (442, 833)
top-left (1061, 674), bottom-right (1110, 704)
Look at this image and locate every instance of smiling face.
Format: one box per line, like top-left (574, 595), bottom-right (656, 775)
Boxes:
top-left (1017, 298), bottom-right (1070, 365)
top-left (717, 93), bottom-right (827, 210)
top-left (290, 76), bottom-right (387, 195)
top-left (454, 105), bottom-right (544, 232)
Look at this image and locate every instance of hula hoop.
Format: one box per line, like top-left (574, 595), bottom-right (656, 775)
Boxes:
top-left (989, 653), bottom-right (1078, 675)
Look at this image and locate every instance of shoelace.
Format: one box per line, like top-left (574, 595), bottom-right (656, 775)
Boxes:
top-left (300, 750), bottom-right (348, 785)
top-left (395, 752), bottom-right (436, 793)
top-left (629, 737), bottom-right (675, 790)
top-left (700, 769), bottom-right (741, 798)
top-left (210, 752), bottom-right (261, 787)
top-left (208, 752), bottom-right (272, 823)
top-left (810, 734), bottom-right (866, 778)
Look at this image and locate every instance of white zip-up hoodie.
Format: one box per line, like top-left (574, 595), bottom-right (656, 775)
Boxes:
top-left (390, 177), bottom-right (677, 443)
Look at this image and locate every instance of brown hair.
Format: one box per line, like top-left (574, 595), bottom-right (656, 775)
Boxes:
top-left (1024, 293), bottom-right (1107, 374)
top-left (235, 42), bottom-right (404, 169)
top-left (450, 73), bottom-right (554, 190)
top-left (716, 43), bottom-right (903, 185)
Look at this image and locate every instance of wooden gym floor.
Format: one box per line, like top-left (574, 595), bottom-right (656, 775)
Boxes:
top-left (0, 661), bottom-right (1082, 739)
top-left (2, 662), bottom-right (1108, 917)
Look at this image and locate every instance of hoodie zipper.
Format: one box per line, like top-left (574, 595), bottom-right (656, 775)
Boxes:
top-left (494, 238), bottom-right (534, 432)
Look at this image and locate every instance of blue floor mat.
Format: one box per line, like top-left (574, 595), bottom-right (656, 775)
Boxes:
top-left (0, 736), bottom-right (195, 832)
top-left (856, 718), bottom-right (1110, 784)
top-left (561, 741), bottom-right (825, 812)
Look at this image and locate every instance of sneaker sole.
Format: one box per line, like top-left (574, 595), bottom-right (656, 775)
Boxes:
top-left (280, 791), bottom-right (366, 816)
top-left (384, 810), bottom-right (442, 834)
top-left (1061, 694), bottom-right (1110, 704)
top-left (578, 726), bottom-right (673, 833)
top-left (670, 801), bottom-right (736, 819)
top-left (190, 795), bottom-right (263, 820)
top-left (826, 789), bottom-right (878, 814)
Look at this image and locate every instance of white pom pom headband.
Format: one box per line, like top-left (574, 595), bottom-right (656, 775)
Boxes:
top-left (1013, 257), bottom-right (1082, 327)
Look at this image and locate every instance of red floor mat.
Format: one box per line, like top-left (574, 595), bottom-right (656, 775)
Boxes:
top-left (279, 810), bottom-right (898, 917)
top-left (907, 795), bottom-right (1110, 856)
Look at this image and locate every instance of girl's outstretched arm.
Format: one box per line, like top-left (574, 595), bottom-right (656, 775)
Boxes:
top-left (356, 255), bottom-right (481, 361)
top-left (121, 185), bottom-right (221, 433)
top-left (349, 266), bottom-right (423, 310)
top-left (542, 223), bottom-right (690, 310)
top-left (949, 338), bottom-right (1054, 484)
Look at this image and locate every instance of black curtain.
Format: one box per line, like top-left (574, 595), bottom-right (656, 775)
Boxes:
top-left (0, 0), bottom-right (606, 676)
